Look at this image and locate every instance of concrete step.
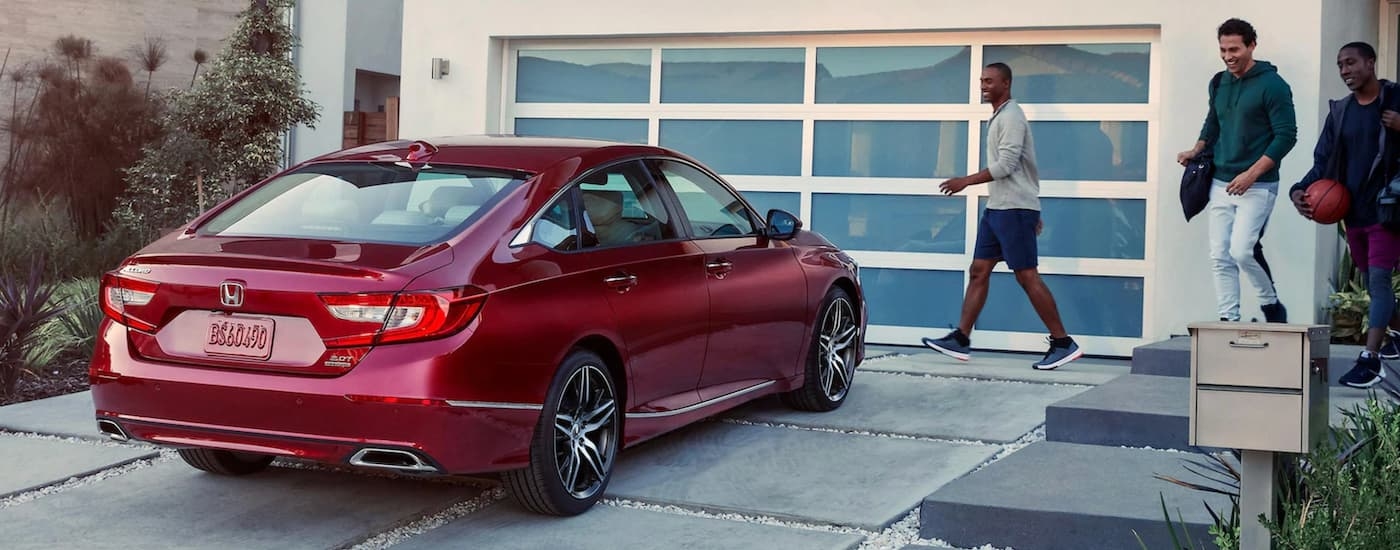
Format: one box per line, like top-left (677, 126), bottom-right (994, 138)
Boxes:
top-left (1045, 374), bottom-right (1191, 450)
top-left (1130, 335), bottom-right (1366, 386)
top-left (1129, 336), bottom-right (1192, 378)
top-left (920, 441), bottom-right (1230, 550)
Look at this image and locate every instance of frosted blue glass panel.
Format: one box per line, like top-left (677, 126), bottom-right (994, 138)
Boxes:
top-left (741, 191), bottom-right (801, 217)
top-left (514, 118), bottom-right (648, 144)
top-left (661, 48), bottom-right (804, 103)
top-left (977, 197), bottom-right (1145, 259)
top-left (659, 120), bottom-right (801, 176)
top-left (980, 274), bottom-right (1143, 337)
top-left (516, 49), bottom-right (650, 103)
top-left (983, 44), bottom-right (1150, 103)
top-left (814, 121), bottom-right (967, 178)
top-left (816, 46), bottom-right (971, 103)
top-left (981, 121), bottom-right (1148, 182)
top-left (811, 193), bottom-right (965, 253)
top-left (862, 268), bottom-right (964, 327)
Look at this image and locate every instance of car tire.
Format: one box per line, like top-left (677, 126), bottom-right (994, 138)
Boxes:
top-left (781, 286), bottom-right (859, 412)
top-left (503, 349), bottom-right (621, 516)
top-left (177, 448), bottom-right (275, 475)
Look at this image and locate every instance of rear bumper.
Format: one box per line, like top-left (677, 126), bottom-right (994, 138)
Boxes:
top-left (90, 321), bottom-right (542, 474)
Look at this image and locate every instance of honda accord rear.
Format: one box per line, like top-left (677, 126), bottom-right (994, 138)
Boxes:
top-left (92, 136), bottom-right (865, 516)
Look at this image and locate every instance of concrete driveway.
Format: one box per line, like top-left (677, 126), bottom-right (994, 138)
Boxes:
top-left (0, 348), bottom-right (1131, 550)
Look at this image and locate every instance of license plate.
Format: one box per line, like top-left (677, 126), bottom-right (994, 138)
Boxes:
top-left (204, 315), bottom-right (275, 360)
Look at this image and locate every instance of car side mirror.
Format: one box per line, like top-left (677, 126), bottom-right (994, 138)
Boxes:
top-left (765, 209), bottom-right (802, 240)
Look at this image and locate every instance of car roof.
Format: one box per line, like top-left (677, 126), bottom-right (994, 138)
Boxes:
top-left (304, 135), bottom-right (674, 174)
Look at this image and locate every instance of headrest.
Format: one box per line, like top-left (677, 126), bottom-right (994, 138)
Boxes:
top-left (443, 205), bottom-right (480, 225)
top-left (579, 171), bottom-right (610, 186)
top-left (582, 190), bottom-right (623, 226)
top-left (421, 185), bottom-right (491, 218)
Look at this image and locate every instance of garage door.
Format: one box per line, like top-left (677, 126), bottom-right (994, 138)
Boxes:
top-left (503, 29), bottom-right (1157, 357)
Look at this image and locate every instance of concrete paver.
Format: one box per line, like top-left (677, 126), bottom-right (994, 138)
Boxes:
top-left (0, 461), bottom-right (485, 550)
top-left (606, 422), bottom-right (999, 531)
top-left (395, 500), bottom-right (865, 550)
top-left (0, 391), bottom-right (99, 440)
top-left (0, 435), bottom-right (156, 498)
top-left (730, 371), bottom-right (1087, 443)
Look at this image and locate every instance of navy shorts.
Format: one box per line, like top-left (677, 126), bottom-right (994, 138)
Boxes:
top-left (974, 208), bottom-right (1040, 270)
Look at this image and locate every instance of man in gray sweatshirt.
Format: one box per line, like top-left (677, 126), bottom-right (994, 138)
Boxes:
top-left (922, 62), bottom-right (1082, 370)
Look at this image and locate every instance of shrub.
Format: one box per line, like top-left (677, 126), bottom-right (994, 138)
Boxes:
top-left (22, 277), bottom-right (102, 366)
top-left (0, 265), bottom-right (65, 398)
top-left (3, 36), bottom-right (164, 238)
top-left (1261, 397), bottom-right (1400, 548)
top-left (0, 196), bottom-right (145, 282)
top-left (116, 0), bottom-right (318, 235)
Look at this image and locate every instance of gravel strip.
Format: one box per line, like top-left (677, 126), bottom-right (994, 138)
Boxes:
top-left (858, 368), bottom-right (1095, 389)
top-left (0, 429), bottom-right (160, 450)
top-left (345, 487), bottom-right (508, 550)
top-left (0, 450), bottom-right (176, 508)
top-left (716, 417), bottom-right (1001, 447)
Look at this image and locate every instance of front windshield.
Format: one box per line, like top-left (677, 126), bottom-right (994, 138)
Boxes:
top-left (198, 163), bottom-right (527, 245)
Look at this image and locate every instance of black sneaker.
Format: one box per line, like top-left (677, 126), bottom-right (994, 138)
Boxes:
top-left (922, 330), bottom-right (971, 361)
top-left (1261, 301), bottom-right (1287, 323)
top-left (1380, 329), bottom-right (1400, 360)
top-left (1339, 353), bottom-right (1386, 388)
top-left (1033, 336), bottom-right (1083, 370)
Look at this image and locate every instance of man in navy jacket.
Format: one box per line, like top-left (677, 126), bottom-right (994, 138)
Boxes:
top-left (1291, 42), bottom-right (1400, 388)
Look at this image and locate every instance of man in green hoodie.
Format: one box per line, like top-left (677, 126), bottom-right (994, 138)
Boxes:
top-left (1178, 18), bottom-right (1298, 324)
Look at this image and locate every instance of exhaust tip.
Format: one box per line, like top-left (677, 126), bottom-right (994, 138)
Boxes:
top-left (349, 448), bottom-right (439, 473)
top-left (96, 419), bottom-right (129, 442)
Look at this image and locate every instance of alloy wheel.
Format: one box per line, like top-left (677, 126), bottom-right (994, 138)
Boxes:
top-left (817, 297), bottom-right (858, 401)
top-left (552, 364), bottom-right (617, 500)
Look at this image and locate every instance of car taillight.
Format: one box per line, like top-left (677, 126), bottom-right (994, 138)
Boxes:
top-left (100, 273), bottom-right (159, 332)
top-left (319, 286), bottom-right (486, 347)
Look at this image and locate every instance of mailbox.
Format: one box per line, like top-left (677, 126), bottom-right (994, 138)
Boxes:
top-left (1187, 322), bottom-right (1330, 454)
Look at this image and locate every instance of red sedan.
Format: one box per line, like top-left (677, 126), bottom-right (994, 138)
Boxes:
top-left (91, 136), bottom-right (865, 515)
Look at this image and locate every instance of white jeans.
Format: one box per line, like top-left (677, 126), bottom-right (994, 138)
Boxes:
top-left (1207, 179), bottom-right (1279, 321)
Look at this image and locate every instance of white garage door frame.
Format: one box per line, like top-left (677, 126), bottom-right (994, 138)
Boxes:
top-left (499, 28), bottom-right (1161, 357)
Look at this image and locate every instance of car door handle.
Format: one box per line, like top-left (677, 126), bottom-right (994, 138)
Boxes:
top-left (604, 273), bottom-right (638, 292)
top-left (706, 260), bottom-right (733, 279)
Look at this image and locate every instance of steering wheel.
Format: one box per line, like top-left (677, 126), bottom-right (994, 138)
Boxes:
top-left (709, 223), bottom-right (742, 237)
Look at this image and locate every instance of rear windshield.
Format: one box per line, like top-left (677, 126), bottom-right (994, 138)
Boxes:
top-left (198, 163), bottom-right (527, 244)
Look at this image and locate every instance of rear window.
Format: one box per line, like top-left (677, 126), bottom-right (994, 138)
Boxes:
top-left (198, 163), bottom-right (527, 244)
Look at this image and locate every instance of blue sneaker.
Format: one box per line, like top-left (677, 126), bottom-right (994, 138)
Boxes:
top-left (1380, 329), bottom-right (1400, 360)
top-left (922, 330), bottom-right (971, 361)
top-left (1033, 337), bottom-right (1082, 370)
top-left (1339, 353), bottom-right (1386, 388)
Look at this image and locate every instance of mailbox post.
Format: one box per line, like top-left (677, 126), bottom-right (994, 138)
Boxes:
top-left (1188, 322), bottom-right (1329, 550)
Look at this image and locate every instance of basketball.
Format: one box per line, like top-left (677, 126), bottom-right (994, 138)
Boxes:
top-left (1306, 178), bottom-right (1350, 225)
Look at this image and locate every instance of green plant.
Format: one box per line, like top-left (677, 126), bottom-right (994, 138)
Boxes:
top-left (1261, 396), bottom-right (1400, 548)
top-left (1325, 273), bottom-right (1400, 345)
top-left (0, 265), bottom-right (66, 398)
top-left (1326, 279), bottom-right (1370, 344)
top-left (49, 277), bottom-right (101, 363)
top-left (116, 0), bottom-right (318, 236)
top-left (0, 196), bottom-right (146, 282)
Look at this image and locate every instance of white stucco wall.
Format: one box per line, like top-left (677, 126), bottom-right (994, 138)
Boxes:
top-left (398, 0), bottom-right (1360, 345)
top-left (346, 0), bottom-right (403, 78)
top-left (291, 0), bottom-right (403, 164)
top-left (291, 0), bottom-right (348, 164)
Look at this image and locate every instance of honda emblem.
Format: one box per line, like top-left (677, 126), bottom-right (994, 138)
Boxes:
top-left (219, 281), bottom-right (245, 308)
